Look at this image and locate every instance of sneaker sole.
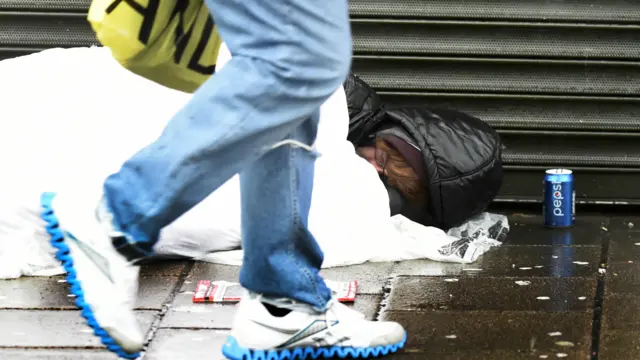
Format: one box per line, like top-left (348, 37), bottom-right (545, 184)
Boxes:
top-left (41, 192), bottom-right (141, 360)
top-left (221, 332), bottom-right (407, 360)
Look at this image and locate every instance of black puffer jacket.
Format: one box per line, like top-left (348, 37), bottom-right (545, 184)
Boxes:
top-left (344, 72), bottom-right (503, 230)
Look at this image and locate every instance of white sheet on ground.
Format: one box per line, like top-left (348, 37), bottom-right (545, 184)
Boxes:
top-left (0, 46), bottom-right (506, 280)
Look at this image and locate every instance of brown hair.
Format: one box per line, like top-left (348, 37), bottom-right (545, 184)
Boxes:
top-left (375, 138), bottom-right (427, 205)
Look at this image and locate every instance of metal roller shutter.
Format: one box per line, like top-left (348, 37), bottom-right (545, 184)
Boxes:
top-left (2, 0), bottom-right (640, 206)
top-left (349, 0), bottom-right (640, 207)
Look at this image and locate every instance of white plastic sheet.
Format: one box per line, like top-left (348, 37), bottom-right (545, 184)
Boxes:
top-left (0, 46), bottom-right (506, 279)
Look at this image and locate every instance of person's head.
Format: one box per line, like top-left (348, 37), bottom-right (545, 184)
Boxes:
top-left (357, 137), bottom-right (427, 205)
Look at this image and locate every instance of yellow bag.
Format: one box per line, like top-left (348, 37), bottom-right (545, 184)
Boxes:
top-left (88, 0), bottom-right (223, 93)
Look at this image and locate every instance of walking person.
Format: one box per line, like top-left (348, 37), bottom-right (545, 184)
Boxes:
top-left (41, 0), bottom-right (407, 359)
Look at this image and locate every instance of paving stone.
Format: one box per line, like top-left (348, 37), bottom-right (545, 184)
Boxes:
top-left (393, 246), bottom-right (601, 278)
top-left (184, 263), bottom-right (240, 284)
top-left (320, 262), bottom-right (395, 294)
top-left (601, 215), bottom-right (640, 232)
top-left (589, 218), bottom-right (640, 306)
top-left (0, 349), bottom-right (119, 360)
top-left (605, 232), bottom-right (640, 296)
top-left (0, 276), bottom-right (72, 309)
top-left (608, 231), bottom-right (640, 262)
top-left (186, 261), bottom-right (394, 294)
top-left (162, 300), bottom-right (237, 329)
top-left (385, 350), bottom-right (565, 359)
top-left (140, 260), bottom-right (191, 276)
top-left (605, 262), bottom-right (640, 295)
top-left (136, 276), bottom-right (181, 310)
top-left (145, 329), bottom-right (229, 360)
top-left (0, 310), bottom-right (156, 347)
top-left (602, 293), bottom-right (640, 331)
top-left (386, 276), bottom-right (595, 312)
top-left (599, 330), bottom-right (640, 360)
top-left (0, 276), bottom-right (179, 310)
top-left (381, 310), bottom-right (591, 357)
top-left (161, 289), bottom-right (381, 328)
top-left (506, 214), bottom-right (605, 246)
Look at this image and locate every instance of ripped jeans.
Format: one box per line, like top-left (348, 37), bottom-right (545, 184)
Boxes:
top-left (101, 0), bottom-right (352, 310)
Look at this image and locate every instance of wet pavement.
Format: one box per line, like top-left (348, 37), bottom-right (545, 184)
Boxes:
top-left (1, 212), bottom-right (639, 359)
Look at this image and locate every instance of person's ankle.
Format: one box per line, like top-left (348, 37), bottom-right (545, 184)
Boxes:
top-left (96, 197), bottom-right (149, 262)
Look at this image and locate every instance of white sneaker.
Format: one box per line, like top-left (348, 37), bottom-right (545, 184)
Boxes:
top-left (41, 192), bottom-right (144, 358)
top-left (222, 293), bottom-right (406, 360)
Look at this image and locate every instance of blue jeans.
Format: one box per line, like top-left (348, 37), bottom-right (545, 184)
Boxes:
top-left (103, 0), bottom-right (352, 310)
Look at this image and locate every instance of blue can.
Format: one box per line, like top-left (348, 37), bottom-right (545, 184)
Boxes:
top-left (543, 169), bottom-right (575, 227)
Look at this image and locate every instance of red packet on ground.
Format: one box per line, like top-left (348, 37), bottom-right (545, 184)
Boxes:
top-left (325, 280), bottom-right (358, 302)
top-left (192, 280), bottom-right (243, 303)
top-left (192, 280), bottom-right (357, 303)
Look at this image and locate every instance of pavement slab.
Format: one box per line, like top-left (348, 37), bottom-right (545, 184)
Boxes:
top-left (605, 234), bottom-right (640, 295)
top-left (598, 330), bottom-right (640, 360)
top-left (161, 284), bottom-right (382, 328)
top-left (599, 216), bottom-right (640, 233)
top-left (163, 263), bottom-right (384, 329)
top-left (386, 276), bottom-right (596, 312)
top-left (0, 349), bottom-right (121, 360)
top-left (393, 246), bottom-right (601, 278)
top-left (0, 276), bottom-right (73, 309)
top-left (139, 260), bottom-right (191, 277)
top-left (0, 310), bottom-right (156, 347)
top-left (145, 329), bottom-right (229, 360)
top-left (506, 214), bottom-right (606, 246)
top-left (186, 261), bottom-right (394, 295)
top-left (185, 263), bottom-right (240, 284)
top-left (384, 350), bottom-right (570, 359)
top-left (381, 310), bottom-right (592, 358)
top-left (0, 276), bottom-right (180, 310)
top-left (601, 294), bottom-right (640, 331)
top-left (7, 213), bottom-right (640, 359)
top-left (599, 224), bottom-right (640, 359)
top-left (607, 231), bottom-right (640, 261)
top-left (320, 262), bottom-right (396, 294)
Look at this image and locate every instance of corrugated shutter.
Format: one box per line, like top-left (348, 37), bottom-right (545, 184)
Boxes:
top-left (351, 0), bottom-right (640, 207)
top-left (2, 0), bottom-right (640, 206)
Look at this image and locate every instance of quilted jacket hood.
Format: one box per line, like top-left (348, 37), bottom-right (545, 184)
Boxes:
top-left (344, 72), bottom-right (503, 229)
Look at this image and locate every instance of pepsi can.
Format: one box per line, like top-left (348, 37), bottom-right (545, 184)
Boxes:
top-left (543, 169), bottom-right (575, 227)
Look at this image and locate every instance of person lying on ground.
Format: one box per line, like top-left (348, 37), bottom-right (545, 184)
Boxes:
top-left (344, 72), bottom-right (504, 230)
top-left (0, 47), bottom-right (503, 271)
top-left (0, 46), bottom-right (502, 260)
